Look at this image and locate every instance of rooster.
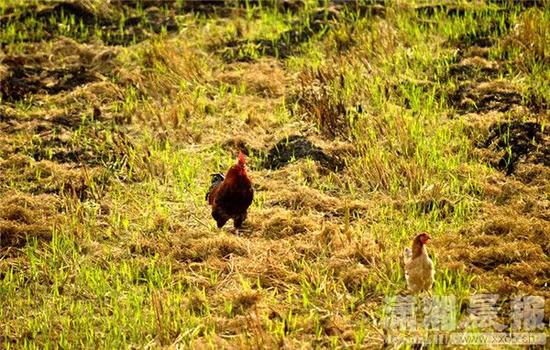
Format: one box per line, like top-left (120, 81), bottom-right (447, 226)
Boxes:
top-left (205, 152), bottom-right (253, 229)
top-left (402, 232), bottom-right (434, 293)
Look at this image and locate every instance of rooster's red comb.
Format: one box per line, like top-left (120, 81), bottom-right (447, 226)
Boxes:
top-left (238, 151), bottom-right (246, 166)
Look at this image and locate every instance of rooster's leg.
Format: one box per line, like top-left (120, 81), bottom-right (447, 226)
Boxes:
top-left (212, 208), bottom-right (229, 228)
top-left (216, 218), bottom-right (228, 228)
top-left (233, 213), bottom-right (247, 229)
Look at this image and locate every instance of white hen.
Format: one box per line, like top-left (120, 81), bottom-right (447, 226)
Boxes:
top-left (403, 232), bottom-right (434, 293)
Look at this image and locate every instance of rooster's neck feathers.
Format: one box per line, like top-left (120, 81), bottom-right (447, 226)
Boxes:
top-left (225, 164), bottom-right (251, 187)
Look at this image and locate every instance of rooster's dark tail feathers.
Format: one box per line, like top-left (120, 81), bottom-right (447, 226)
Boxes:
top-left (205, 173), bottom-right (225, 201)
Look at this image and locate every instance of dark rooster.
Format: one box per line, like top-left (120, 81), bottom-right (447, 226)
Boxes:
top-left (206, 152), bottom-right (253, 229)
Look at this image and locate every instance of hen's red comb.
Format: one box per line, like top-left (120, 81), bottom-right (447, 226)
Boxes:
top-left (238, 151), bottom-right (246, 165)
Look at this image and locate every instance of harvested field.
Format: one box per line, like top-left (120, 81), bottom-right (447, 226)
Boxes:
top-left (0, 0), bottom-right (549, 348)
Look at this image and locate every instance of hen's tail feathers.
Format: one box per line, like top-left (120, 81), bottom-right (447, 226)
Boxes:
top-left (403, 247), bottom-right (412, 265)
top-left (401, 247), bottom-right (412, 284)
top-left (205, 173), bottom-right (225, 201)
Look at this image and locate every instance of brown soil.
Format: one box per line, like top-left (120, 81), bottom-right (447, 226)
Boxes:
top-left (217, 7), bottom-right (338, 62)
top-left (450, 80), bottom-right (524, 113)
top-left (0, 60), bottom-right (97, 102)
top-left (263, 135), bottom-right (343, 171)
top-left (434, 15), bottom-right (550, 308)
top-left (447, 56), bottom-right (501, 82)
top-left (483, 121), bottom-right (549, 175)
top-left (446, 34), bottom-right (549, 177)
top-left (0, 1), bottom-right (179, 46)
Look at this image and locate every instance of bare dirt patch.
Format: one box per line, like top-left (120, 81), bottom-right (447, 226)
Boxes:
top-left (450, 80), bottom-right (523, 114)
top-left (0, 105), bottom-right (133, 175)
top-left (0, 156), bottom-right (108, 200)
top-left (217, 8), bottom-right (335, 62)
top-left (0, 38), bottom-right (120, 102)
top-left (0, 1), bottom-right (180, 47)
top-left (0, 62), bottom-right (97, 102)
top-left (447, 56), bottom-right (501, 82)
top-left (482, 121), bottom-right (549, 175)
top-left (262, 135), bottom-right (343, 171)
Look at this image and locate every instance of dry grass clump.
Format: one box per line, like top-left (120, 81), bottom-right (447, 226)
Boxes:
top-left (480, 214), bottom-right (533, 237)
top-left (74, 0), bottom-right (119, 20)
top-left (483, 170), bottom-right (549, 213)
top-left (248, 256), bottom-right (303, 288)
top-left (216, 59), bottom-right (286, 97)
top-left (266, 186), bottom-right (340, 213)
top-left (329, 237), bottom-right (381, 291)
top-left (119, 38), bottom-right (210, 99)
top-left (458, 56), bottom-right (499, 71)
top-left (175, 235), bottom-right (248, 263)
top-left (440, 195), bottom-right (550, 294)
top-left (452, 79), bottom-right (524, 113)
top-left (227, 290), bottom-right (262, 316)
top-left (496, 260), bottom-right (550, 286)
top-left (39, 81), bottom-right (125, 115)
top-left (51, 36), bottom-right (121, 73)
top-left (0, 203), bottom-right (34, 224)
top-left (0, 153), bottom-right (31, 170)
top-left (0, 192), bottom-right (61, 252)
top-left (295, 65), bottom-right (350, 137)
top-left (255, 210), bottom-right (316, 239)
top-left (475, 80), bottom-right (523, 97)
top-left (0, 221), bottom-right (51, 249)
top-left (500, 7), bottom-right (550, 68)
top-left (469, 242), bottom-right (546, 269)
top-left (514, 162), bottom-right (550, 188)
top-left (24, 160), bottom-right (106, 198)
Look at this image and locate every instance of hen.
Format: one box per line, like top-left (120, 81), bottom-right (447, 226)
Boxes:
top-left (402, 232), bottom-right (434, 293)
top-left (206, 152), bottom-right (253, 229)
